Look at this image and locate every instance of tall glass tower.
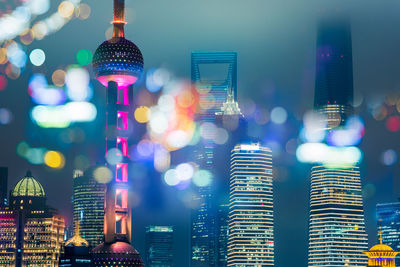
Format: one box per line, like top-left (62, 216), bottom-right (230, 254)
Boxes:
top-left (145, 226), bottom-right (174, 266)
top-left (307, 17), bottom-right (368, 266)
top-left (377, 202), bottom-right (400, 265)
top-left (227, 143), bottom-right (274, 266)
top-left (72, 169), bottom-right (105, 247)
top-left (190, 51), bottom-right (238, 267)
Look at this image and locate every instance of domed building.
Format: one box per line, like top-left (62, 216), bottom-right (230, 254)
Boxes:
top-left (0, 171), bottom-right (65, 267)
top-left (9, 170), bottom-right (46, 210)
top-left (364, 235), bottom-right (399, 266)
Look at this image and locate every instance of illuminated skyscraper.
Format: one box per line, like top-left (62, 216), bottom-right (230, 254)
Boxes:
top-left (72, 169), bottom-right (105, 247)
top-left (227, 143), bottom-right (274, 266)
top-left (190, 51), bottom-right (238, 267)
top-left (377, 202), bottom-right (400, 265)
top-left (0, 171), bottom-right (65, 267)
top-left (308, 166), bottom-right (368, 266)
top-left (145, 226), bottom-right (173, 266)
top-left (0, 167), bottom-right (7, 207)
top-left (307, 18), bottom-right (368, 266)
top-left (91, 0), bottom-right (144, 266)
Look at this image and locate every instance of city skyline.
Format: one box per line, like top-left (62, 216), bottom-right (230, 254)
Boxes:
top-left (1, 1), bottom-right (400, 266)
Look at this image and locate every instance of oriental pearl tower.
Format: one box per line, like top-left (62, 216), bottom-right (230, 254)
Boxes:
top-left (91, 0), bottom-right (144, 266)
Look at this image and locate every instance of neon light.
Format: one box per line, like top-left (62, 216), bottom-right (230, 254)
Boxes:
top-left (116, 163), bottom-right (128, 182)
top-left (97, 74), bottom-right (138, 87)
top-left (115, 189), bottom-right (128, 209)
top-left (117, 111), bottom-right (128, 130)
top-left (116, 137), bottom-right (129, 157)
top-left (117, 87), bottom-right (129, 105)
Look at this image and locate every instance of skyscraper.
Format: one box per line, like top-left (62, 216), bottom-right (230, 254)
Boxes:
top-left (307, 17), bottom-right (368, 266)
top-left (72, 169), bottom-right (104, 247)
top-left (145, 226), bottom-right (173, 266)
top-left (0, 167), bottom-right (7, 207)
top-left (314, 18), bottom-right (353, 129)
top-left (190, 51), bottom-right (238, 267)
top-left (377, 202), bottom-right (400, 265)
top-left (227, 143), bottom-right (274, 266)
top-left (91, 0), bottom-right (144, 266)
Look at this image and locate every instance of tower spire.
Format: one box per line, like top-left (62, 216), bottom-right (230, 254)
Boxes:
top-left (112, 0), bottom-right (127, 38)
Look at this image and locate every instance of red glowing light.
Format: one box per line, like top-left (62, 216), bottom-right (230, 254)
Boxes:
top-left (0, 75), bottom-right (7, 91)
top-left (97, 74), bottom-right (138, 87)
top-left (386, 115), bottom-right (400, 132)
top-left (117, 87), bottom-right (129, 105)
top-left (116, 163), bottom-right (128, 182)
top-left (117, 111), bottom-right (128, 130)
top-left (116, 137), bottom-right (129, 157)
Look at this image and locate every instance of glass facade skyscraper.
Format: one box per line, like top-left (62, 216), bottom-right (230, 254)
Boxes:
top-left (227, 143), bottom-right (274, 266)
top-left (377, 202), bottom-right (400, 265)
top-left (72, 169), bottom-right (105, 247)
top-left (307, 17), bottom-right (368, 266)
top-left (145, 226), bottom-right (173, 266)
top-left (308, 166), bottom-right (368, 266)
top-left (190, 51), bottom-right (238, 267)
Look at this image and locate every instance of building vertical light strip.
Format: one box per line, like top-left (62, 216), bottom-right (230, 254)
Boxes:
top-left (307, 17), bottom-right (368, 266)
top-left (377, 202), bottom-right (400, 265)
top-left (227, 143), bottom-right (274, 267)
top-left (308, 166), bottom-right (368, 266)
top-left (72, 169), bottom-right (105, 247)
top-left (190, 51), bottom-right (238, 267)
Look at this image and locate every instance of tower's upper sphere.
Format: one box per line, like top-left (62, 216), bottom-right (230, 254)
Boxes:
top-left (92, 37), bottom-right (144, 87)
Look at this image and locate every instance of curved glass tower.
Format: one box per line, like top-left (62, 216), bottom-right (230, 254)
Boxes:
top-left (307, 17), bottom-right (368, 266)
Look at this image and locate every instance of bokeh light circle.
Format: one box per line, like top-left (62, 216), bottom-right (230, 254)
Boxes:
top-left (44, 150), bottom-right (65, 169)
top-left (270, 107), bottom-right (288, 124)
top-left (29, 49), bottom-right (46, 66)
top-left (93, 166), bottom-right (113, 184)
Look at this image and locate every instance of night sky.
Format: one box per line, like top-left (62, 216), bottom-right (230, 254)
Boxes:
top-left (1, 0), bottom-right (400, 266)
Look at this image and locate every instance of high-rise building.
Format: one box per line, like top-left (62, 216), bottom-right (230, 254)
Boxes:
top-left (364, 235), bottom-right (399, 267)
top-left (227, 143), bottom-right (274, 266)
top-left (0, 167), bottom-right (7, 207)
top-left (377, 202), bottom-right (400, 265)
top-left (307, 18), bottom-right (368, 266)
top-left (190, 51), bottom-right (238, 267)
top-left (314, 18), bottom-right (353, 129)
top-left (0, 171), bottom-right (65, 267)
top-left (308, 166), bottom-right (368, 266)
top-left (72, 169), bottom-right (105, 247)
top-left (90, 0), bottom-right (144, 266)
top-left (145, 226), bottom-right (173, 266)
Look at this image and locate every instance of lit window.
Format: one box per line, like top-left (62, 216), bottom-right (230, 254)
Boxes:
top-left (117, 111), bottom-right (128, 130)
top-left (116, 163), bottom-right (128, 182)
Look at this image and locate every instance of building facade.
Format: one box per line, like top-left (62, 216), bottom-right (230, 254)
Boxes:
top-left (308, 166), bottom-right (368, 266)
top-left (227, 143), bottom-right (274, 266)
top-left (307, 17), bottom-right (368, 266)
top-left (190, 51), bottom-right (238, 267)
top-left (145, 226), bottom-right (173, 266)
top-left (72, 169), bottom-right (104, 248)
top-left (377, 202), bottom-right (400, 265)
top-left (0, 171), bottom-right (65, 267)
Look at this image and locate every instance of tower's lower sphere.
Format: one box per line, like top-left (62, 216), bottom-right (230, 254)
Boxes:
top-left (91, 241), bottom-right (143, 267)
top-left (92, 37), bottom-right (144, 87)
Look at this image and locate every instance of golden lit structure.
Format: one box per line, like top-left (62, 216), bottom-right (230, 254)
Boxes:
top-left (65, 221), bottom-right (89, 247)
top-left (364, 234), bottom-right (399, 267)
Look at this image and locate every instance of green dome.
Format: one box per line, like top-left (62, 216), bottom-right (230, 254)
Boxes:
top-left (12, 171), bottom-right (45, 197)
